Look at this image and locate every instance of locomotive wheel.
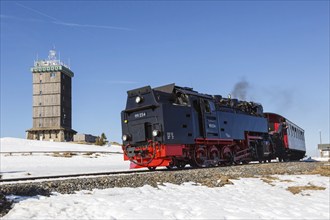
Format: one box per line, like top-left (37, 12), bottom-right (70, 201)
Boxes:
top-left (222, 146), bottom-right (233, 166)
top-left (193, 145), bottom-right (207, 167)
top-left (208, 146), bottom-right (220, 166)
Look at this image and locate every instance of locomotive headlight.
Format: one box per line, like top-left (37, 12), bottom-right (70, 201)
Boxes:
top-left (135, 96), bottom-right (143, 104)
top-left (152, 129), bottom-right (160, 137)
top-left (122, 134), bottom-right (129, 141)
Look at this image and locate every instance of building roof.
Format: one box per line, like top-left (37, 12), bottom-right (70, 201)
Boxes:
top-left (30, 49), bottom-right (74, 77)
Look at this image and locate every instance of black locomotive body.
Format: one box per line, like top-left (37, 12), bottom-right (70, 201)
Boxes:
top-left (121, 83), bottom-right (305, 169)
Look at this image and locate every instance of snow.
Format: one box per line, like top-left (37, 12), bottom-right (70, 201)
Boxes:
top-left (1, 138), bottom-right (330, 219)
top-left (3, 175), bottom-right (330, 219)
top-left (309, 157), bottom-right (330, 162)
top-left (0, 138), bottom-right (130, 179)
top-left (0, 137), bottom-right (122, 153)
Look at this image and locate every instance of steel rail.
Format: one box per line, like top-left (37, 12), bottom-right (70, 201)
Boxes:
top-left (0, 160), bottom-right (294, 183)
top-left (0, 151), bottom-right (122, 155)
top-left (0, 169), bottom-right (165, 183)
top-left (0, 165), bottom-right (203, 183)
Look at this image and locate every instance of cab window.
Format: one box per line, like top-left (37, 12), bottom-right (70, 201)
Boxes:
top-left (204, 100), bottom-right (215, 113)
top-left (174, 92), bottom-right (190, 106)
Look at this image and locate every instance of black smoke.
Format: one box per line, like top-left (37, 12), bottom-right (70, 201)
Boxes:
top-left (231, 79), bottom-right (249, 100)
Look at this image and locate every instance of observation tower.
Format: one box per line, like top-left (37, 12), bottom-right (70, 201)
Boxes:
top-left (26, 49), bottom-right (76, 141)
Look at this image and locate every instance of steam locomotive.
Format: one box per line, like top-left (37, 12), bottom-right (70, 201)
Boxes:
top-left (121, 84), bottom-right (306, 170)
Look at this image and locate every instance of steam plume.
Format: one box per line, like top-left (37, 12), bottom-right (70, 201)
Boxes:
top-left (231, 79), bottom-right (249, 100)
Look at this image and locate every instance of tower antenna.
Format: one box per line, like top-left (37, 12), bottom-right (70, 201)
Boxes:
top-left (48, 49), bottom-right (57, 60)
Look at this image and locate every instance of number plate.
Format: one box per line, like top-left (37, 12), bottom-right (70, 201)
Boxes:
top-left (134, 112), bottom-right (146, 118)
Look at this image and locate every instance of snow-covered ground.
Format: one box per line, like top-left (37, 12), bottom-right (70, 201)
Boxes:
top-left (0, 137), bottom-right (130, 179)
top-left (1, 138), bottom-right (330, 219)
top-left (0, 137), bottom-right (123, 153)
top-left (3, 175), bottom-right (330, 219)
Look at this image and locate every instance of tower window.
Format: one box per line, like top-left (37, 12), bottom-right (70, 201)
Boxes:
top-left (50, 72), bottom-right (56, 78)
top-left (40, 91), bottom-right (42, 95)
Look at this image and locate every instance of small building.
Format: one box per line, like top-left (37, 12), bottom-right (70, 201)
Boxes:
top-left (74, 134), bottom-right (97, 143)
top-left (318, 144), bottom-right (330, 158)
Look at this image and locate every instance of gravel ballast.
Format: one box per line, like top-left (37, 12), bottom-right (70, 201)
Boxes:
top-left (1, 161), bottom-right (329, 195)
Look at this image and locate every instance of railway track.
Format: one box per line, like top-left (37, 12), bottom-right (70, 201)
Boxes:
top-left (1, 162), bottom-right (326, 192)
top-left (0, 162), bottom-right (278, 184)
top-left (1, 160), bottom-right (323, 184)
top-left (0, 160), bottom-right (295, 184)
top-left (0, 151), bottom-right (122, 155)
top-left (0, 168), bottom-right (167, 183)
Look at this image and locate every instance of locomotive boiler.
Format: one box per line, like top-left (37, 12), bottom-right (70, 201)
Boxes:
top-left (121, 83), bottom-right (306, 170)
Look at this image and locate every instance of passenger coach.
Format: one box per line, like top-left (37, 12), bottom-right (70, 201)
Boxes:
top-left (265, 113), bottom-right (306, 160)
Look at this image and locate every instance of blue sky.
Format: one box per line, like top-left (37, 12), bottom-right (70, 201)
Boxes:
top-left (1, 1), bottom-right (329, 156)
